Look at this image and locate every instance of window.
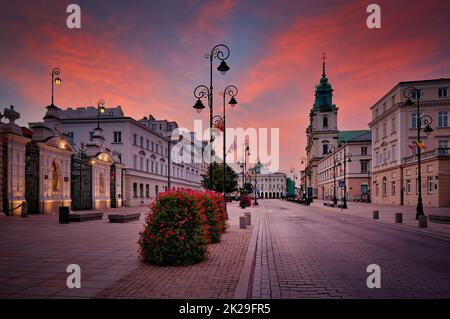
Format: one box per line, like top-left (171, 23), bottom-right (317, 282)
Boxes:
top-left (382, 102), bottom-right (386, 113)
top-left (113, 131), bottom-right (122, 143)
top-left (411, 90), bottom-right (421, 99)
top-left (146, 159), bottom-right (149, 172)
top-left (151, 141), bottom-right (154, 151)
top-left (391, 181), bottom-right (396, 195)
top-left (383, 148), bottom-right (387, 164)
top-left (391, 94), bottom-right (396, 106)
top-left (428, 177), bottom-right (434, 194)
top-left (412, 113), bottom-right (418, 129)
top-left (67, 132), bottom-right (75, 145)
top-left (151, 161), bottom-right (154, 173)
top-left (391, 117), bottom-right (396, 133)
top-left (322, 144), bottom-right (329, 156)
top-left (438, 111), bottom-right (448, 127)
top-left (375, 127), bottom-right (379, 141)
top-left (146, 139), bottom-right (149, 150)
top-left (383, 122), bottom-right (387, 138)
top-left (375, 152), bottom-right (379, 165)
top-left (133, 183), bottom-right (138, 198)
top-left (374, 108), bottom-right (379, 118)
top-left (406, 179), bottom-right (411, 194)
top-left (89, 131), bottom-right (94, 141)
top-left (156, 144), bottom-right (159, 154)
top-left (140, 136), bottom-right (144, 148)
top-left (140, 157), bottom-right (143, 171)
top-left (361, 147), bottom-right (368, 156)
top-left (391, 144), bottom-right (396, 161)
top-left (323, 116), bottom-right (328, 128)
top-left (382, 176), bottom-right (387, 195)
top-left (140, 183), bottom-right (144, 198)
top-left (438, 87), bottom-right (448, 98)
top-left (133, 134), bottom-right (137, 145)
top-left (438, 140), bottom-right (449, 155)
top-left (156, 162), bottom-right (159, 174)
top-left (146, 184), bottom-right (150, 198)
top-left (155, 185), bottom-right (159, 195)
top-left (133, 155), bottom-right (137, 169)
top-left (361, 160), bottom-right (369, 173)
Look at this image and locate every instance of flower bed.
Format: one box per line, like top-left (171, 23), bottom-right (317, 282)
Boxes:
top-left (139, 189), bottom-right (227, 266)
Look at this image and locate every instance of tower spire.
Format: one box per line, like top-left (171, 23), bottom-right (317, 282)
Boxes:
top-left (322, 52), bottom-right (327, 77)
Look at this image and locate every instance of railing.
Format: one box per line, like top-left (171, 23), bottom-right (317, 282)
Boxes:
top-left (403, 147), bottom-right (450, 164)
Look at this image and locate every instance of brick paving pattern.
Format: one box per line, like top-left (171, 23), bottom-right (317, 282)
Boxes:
top-left (252, 200), bottom-right (450, 299)
top-left (0, 206), bottom-right (148, 298)
top-left (97, 203), bottom-right (253, 299)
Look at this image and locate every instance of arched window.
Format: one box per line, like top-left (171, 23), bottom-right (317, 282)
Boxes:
top-left (382, 176), bottom-right (387, 195)
top-left (323, 116), bottom-right (329, 128)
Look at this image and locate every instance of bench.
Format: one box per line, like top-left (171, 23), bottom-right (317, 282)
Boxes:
top-left (108, 213), bottom-right (141, 223)
top-left (429, 215), bottom-right (450, 225)
top-left (69, 211), bottom-right (104, 222)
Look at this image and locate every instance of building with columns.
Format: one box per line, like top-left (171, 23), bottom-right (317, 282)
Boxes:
top-left (238, 165), bottom-right (287, 199)
top-left (369, 78), bottom-right (450, 207)
top-left (57, 106), bottom-right (202, 207)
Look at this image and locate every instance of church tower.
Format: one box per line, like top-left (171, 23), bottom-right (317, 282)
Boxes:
top-left (305, 54), bottom-right (339, 198)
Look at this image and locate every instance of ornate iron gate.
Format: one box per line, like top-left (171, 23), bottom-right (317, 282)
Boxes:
top-left (25, 141), bottom-right (40, 214)
top-left (110, 164), bottom-right (116, 208)
top-left (71, 152), bottom-right (92, 211)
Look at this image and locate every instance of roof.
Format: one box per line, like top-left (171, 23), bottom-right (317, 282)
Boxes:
top-left (338, 130), bottom-right (371, 143)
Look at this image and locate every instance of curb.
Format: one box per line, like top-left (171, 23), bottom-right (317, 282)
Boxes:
top-left (233, 207), bottom-right (262, 299)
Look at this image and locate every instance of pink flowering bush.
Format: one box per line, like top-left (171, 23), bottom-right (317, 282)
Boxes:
top-left (139, 190), bottom-right (209, 266)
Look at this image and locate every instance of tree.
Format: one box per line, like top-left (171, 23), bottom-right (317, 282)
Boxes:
top-left (201, 163), bottom-right (238, 193)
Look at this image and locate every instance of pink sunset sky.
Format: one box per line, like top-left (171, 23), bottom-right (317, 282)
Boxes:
top-left (0, 0), bottom-right (449, 173)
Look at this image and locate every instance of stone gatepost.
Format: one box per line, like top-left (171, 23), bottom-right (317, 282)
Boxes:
top-left (1, 106), bottom-right (30, 216)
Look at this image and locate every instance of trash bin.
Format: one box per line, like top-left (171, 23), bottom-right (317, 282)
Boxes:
top-left (59, 206), bottom-right (70, 224)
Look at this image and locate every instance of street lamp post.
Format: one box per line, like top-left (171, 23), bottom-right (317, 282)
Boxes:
top-left (220, 85), bottom-right (238, 200)
top-left (337, 142), bottom-right (352, 209)
top-left (193, 44), bottom-right (231, 189)
top-left (97, 99), bottom-right (105, 129)
top-left (404, 87), bottom-right (434, 219)
top-left (51, 67), bottom-right (62, 106)
top-left (328, 145), bottom-right (340, 206)
top-left (253, 161), bottom-right (260, 206)
top-left (300, 156), bottom-right (308, 202)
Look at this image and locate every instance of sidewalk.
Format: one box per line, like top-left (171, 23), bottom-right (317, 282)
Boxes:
top-left (311, 199), bottom-right (450, 239)
top-left (96, 202), bottom-right (259, 299)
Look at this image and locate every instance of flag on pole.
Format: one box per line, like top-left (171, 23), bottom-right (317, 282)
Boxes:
top-left (415, 141), bottom-right (426, 149)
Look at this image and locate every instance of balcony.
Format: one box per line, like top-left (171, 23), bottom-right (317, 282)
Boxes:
top-left (403, 148), bottom-right (450, 164)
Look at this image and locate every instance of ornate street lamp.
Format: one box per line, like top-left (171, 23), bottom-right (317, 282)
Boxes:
top-left (337, 141), bottom-right (352, 209)
top-left (403, 86), bottom-right (434, 219)
top-left (51, 67), bottom-right (62, 106)
top-left (219, 85), bottom-right (238, 201)
top-left (253, 161), bottom-right (261, 206)
top-left (97, 99), bottom-right (105, 129)
top-left (192, 44), bottom-right (231, 188)
top-left (328, 144), bottom-right (341, 206)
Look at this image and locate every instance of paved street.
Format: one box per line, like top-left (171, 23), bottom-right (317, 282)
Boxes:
top-left (252, 199), bottom-right (450, 299)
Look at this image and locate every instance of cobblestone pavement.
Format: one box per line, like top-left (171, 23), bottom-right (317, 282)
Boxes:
top-left (97, 202), bottom-right (253, 298)
top-left (0, 206), bottom-right (149, 299)
top-left (312, 199), bottom-right (450, 238)
top-left (252, 200), bottom-right (450, 299)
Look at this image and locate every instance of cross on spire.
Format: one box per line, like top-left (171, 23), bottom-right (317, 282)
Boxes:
top-left (322, 52), bottom-right (327, 77)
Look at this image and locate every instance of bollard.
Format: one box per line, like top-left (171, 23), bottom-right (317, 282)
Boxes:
top-left (373, 210), bottom-right (379, 219)
top-left (239, 216), bottom-right (247, 229)
top-left (418, 215), bottom-right (428, 228)
top-left (59, 206), bottom-right (70, 224)
top-left (244, 212), bottom-right (251, 226)
top-left (395, 213), bottom-right (403, 224)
